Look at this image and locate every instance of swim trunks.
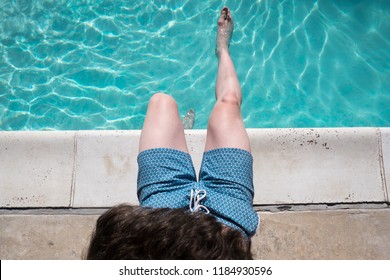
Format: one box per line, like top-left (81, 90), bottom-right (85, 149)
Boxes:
top-left (137, 147), bottom-right (259, 238)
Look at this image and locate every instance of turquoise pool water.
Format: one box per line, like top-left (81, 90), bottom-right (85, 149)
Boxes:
top-left (0, 0), bottom-right (389, 130)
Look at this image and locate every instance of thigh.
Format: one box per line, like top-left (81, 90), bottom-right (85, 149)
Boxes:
top-left (139, 93), bottom-right (189, 153)
top-left (137, 148), bottom-right (196, 208)
top-left (199, 148), bottom-right (258, 237)
top-left (205, 96), bottom-right (251, 152)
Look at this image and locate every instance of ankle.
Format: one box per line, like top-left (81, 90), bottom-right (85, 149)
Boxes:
top-left (215, 46), bottom-right (229, 58)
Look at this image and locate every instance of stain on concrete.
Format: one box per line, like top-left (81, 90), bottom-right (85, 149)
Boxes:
top-left (2, 195), bottom-right (44, 207)
top-left (271, 128), bottom-right (333, 151)
top-left (103, 154), bottom-right (132, 177)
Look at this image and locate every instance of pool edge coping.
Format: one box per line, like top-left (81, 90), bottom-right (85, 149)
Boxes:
top-left (0, 127), bottom-right (389, 210)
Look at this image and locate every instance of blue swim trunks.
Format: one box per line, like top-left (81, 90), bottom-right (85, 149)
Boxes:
top-left (137, 148), bottom-right (259, 238)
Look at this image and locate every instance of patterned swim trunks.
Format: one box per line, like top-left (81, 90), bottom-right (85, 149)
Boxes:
top-left (137, 147), bottom-right (259, 238)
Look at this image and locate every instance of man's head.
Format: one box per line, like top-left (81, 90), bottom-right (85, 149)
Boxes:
top-left (86, 204), bottom-right (252, 259)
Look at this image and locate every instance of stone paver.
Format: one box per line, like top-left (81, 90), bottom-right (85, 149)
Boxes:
top-left (73, 131), bottom-right (140, 207)
top-left (0, 132), bottom-right (75, 208)
top-left (0, 214), bottom-right (95, 259)
top-left (185, 130), bottom-right (207, 179)
top-left (252, 209), bottom-right (390, 259)
top-left (1, 209), bottom-right (390, 259)
top-left (248, 128), bottom-right (385, 204)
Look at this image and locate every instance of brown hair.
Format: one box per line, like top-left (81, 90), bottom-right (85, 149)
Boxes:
top-left (86, 204), bottom-right (252, 259)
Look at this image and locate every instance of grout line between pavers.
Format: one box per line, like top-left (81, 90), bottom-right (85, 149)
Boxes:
top-left (69, 131), bottom-right (78, 208)
top-left (377, 128), bottom-right (389, 202)
top-left (1, 202), bottom-right (389, 215)
top-left (255, 201), bottom-right (390, 212)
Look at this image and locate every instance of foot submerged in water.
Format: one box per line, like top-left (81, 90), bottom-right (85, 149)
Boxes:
top-left (182, 108), bottom-right (195, 129)
top-left (216, 7), bottom-right (234, 57)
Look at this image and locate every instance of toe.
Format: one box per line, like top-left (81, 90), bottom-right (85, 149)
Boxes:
top-left (222, 7), bottom-right (228, 15)
top-left (221, 7), bottom-right (229, 20)
top-left (218, 14), bottom-right (224, 23)
top-left (218, 9), bottom-right (226, 24)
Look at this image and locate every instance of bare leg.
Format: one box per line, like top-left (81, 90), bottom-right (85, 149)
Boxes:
top-left (205, 7), bottom-right (251, 152)
top-left (139, 92), bottom-right (189, 153)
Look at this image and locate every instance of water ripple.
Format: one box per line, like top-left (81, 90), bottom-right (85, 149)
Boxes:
top-left (0, 0), bottom-right (389, 130)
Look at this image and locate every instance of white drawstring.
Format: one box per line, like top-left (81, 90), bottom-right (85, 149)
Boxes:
top-left (189, 189), bottom-right (210, 214)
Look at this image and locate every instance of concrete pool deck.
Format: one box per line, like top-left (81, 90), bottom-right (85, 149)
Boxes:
top-left (1, 128), bottom-right (390, 259)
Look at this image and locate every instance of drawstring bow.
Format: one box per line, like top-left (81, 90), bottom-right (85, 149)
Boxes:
top-left (189, 189), bottom-right (210, 214)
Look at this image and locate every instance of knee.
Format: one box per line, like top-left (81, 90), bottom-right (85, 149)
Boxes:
top-left (219, 91), bottom-right (242, 107)
top-left (149, 92), bottom-right (178, 110)
top-left (209, 92), bottom-right (243, 129)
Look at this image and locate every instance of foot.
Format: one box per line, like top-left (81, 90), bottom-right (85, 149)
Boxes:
top-left (215, 7), bottom-right (234, 57)
top-left (182, 108), bottom-right (195, 129)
